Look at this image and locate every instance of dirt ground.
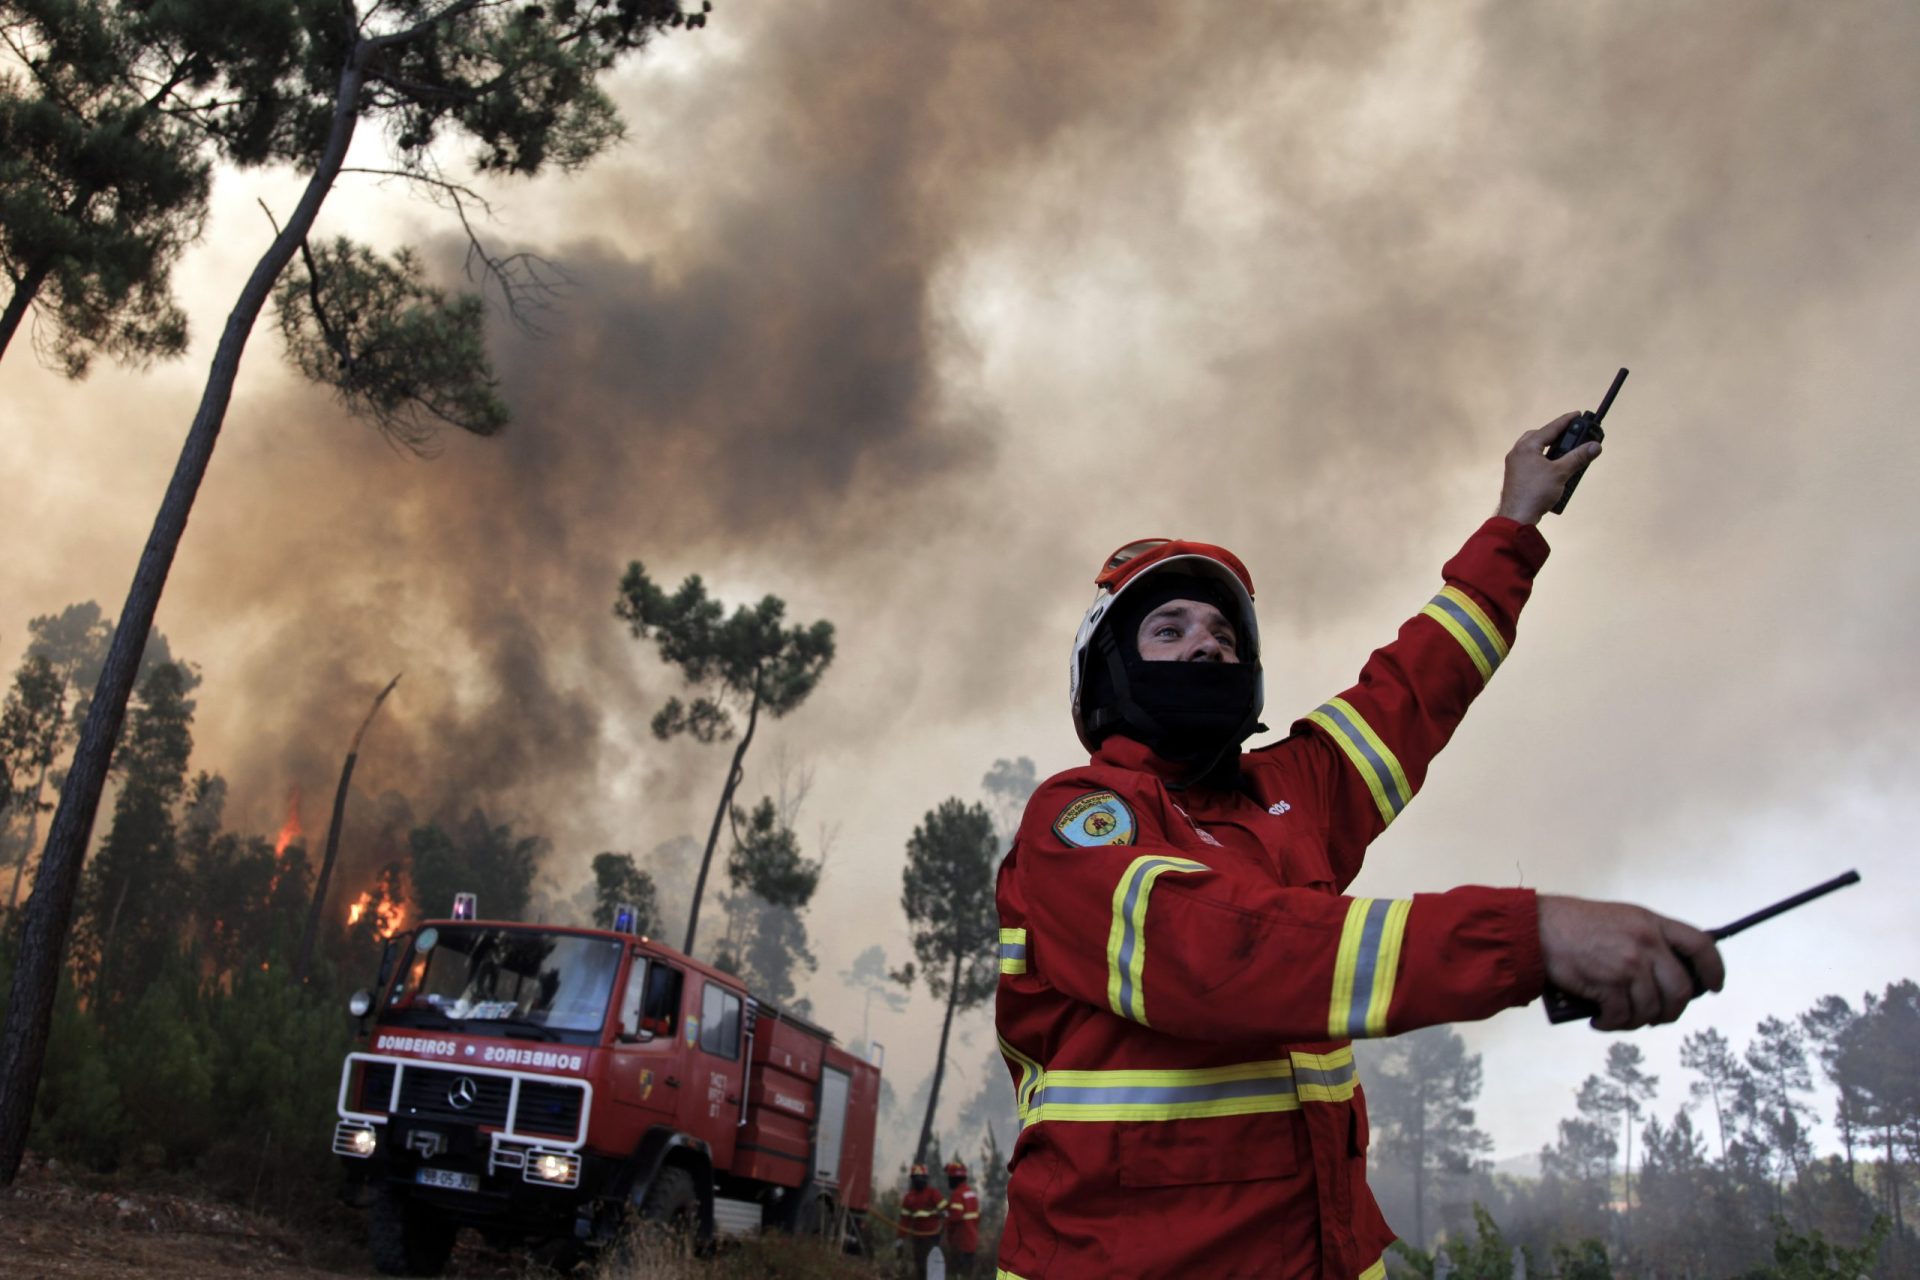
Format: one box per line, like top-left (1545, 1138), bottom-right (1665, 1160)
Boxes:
top-left (0, 1155), bottom-right (530, 1279)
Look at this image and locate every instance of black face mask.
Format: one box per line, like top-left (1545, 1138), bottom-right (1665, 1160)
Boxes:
top-left (947, 1176), bottom-right (965, 1190)
top-left (1118, 657), bottom-right (1262, 762)
top-left (910, 1176), bottom-right (929, 1191)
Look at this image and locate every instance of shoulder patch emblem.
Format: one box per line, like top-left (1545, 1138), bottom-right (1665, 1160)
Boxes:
top-left (1054, 791), bottom-right (1136, 847)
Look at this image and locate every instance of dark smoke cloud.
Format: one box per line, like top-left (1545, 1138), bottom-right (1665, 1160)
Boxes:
top-left (6, 0), bottom-right (1919, 1155)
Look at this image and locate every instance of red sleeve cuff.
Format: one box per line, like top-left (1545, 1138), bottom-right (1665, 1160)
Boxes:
top-left (1500, 887), bottom-right (1546, 1003)
top-left (1479, 515), bottom-right (1551, 574)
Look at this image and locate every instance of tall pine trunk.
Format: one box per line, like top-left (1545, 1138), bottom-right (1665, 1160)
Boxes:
top-left (1412, 1072), bottom-right (1428, 1249)
top-left (915, 951), bottom-right (963, 1167)
top-left (684, 686), bottom-right (759, 955)
top-left (0, 260), bottom-right (54, 364)
top-left (0, 56), bottom-right (369, 1188)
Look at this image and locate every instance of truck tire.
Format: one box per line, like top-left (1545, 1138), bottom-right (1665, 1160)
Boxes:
top-left (369, 1183), bottom-right (458, 1276)
top-left (638, 1164), bottom-right (700, 1235)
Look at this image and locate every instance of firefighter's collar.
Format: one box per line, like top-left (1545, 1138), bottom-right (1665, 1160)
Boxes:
top-left (1094, 733), bottom-right (1223, 783)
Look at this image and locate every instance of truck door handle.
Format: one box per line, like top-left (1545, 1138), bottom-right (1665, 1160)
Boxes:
top-left (725, 1094), bottom-right (740, 1104)
top-left (665, 1076), bottom-right (680, 1088)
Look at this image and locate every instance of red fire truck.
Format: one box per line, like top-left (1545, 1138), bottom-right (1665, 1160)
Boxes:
top-left (331, 896), bottom-right (882, 1275)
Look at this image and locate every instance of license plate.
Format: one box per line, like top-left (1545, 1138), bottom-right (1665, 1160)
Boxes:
top-left (416, 1167), bottom-right (480, 1192)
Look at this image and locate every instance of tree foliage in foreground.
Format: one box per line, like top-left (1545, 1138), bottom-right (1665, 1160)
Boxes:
top-left (0, 0), bottom-right (209, 374)
top-left (2, 0), bottom-right (708, 1185)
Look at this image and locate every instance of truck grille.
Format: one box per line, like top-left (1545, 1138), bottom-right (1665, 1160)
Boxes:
top-left (358, 1063), bottom-right (396, 1114)
top-left (516, 1081), bottom-right (585, 1138)
top-left (396, 1067), bottom-right (512, 1128)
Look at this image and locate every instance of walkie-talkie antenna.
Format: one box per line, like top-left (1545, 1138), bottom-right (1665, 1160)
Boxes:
top-left (1592, 367), bottom-right (1628, 423)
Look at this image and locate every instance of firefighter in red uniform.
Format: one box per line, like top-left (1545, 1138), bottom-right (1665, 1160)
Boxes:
top-left (898, 1162), bottom-right (946, 1279)
top-left (994, 420), bottom-right (1726, 1279)
top-left (944, 1159), bottom-right (983, 1276)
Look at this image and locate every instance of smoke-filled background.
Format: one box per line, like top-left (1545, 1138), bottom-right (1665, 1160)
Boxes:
top-left (3, 0), bottom-right (1917, 1168)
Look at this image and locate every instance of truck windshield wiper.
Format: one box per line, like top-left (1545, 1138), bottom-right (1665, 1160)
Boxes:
top-left (490, 1017), bottom-right (561, 1042)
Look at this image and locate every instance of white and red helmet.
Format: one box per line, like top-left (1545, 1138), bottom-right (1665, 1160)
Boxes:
top-left (1069, 537), bottom-right (1262, 751)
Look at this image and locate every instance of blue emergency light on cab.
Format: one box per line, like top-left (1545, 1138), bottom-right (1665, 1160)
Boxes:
top-left (613, 902), bottom-right (638, 934)
top-left (451, 892), bottom-right (476, 920)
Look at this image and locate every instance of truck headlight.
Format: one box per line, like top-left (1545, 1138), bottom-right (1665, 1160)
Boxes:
top-left (333, 1122), bottom-right (379, 1158)
top-left (524, 1150), bottom-right (581, 1187)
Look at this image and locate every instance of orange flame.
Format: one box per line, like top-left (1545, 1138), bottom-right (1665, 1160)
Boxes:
top-left (273, 786), bottom-right (304, 858)
top-left (346, 867), bottom-right (408, 940)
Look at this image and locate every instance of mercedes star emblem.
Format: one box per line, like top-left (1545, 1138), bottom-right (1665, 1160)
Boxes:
top-left (447, 1076), bottom-right (479, 1110)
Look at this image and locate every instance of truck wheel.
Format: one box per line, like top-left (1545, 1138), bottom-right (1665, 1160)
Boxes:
top-left (369, 1183), bottom-right (457, 1276)
top-left (639, 1164), bottom-right (700, 1236)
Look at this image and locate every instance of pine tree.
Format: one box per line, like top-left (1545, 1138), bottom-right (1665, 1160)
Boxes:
top-left (614, 564), bottom-right (833, 954)
top-left (896, 798), bottom-right (999, 1167)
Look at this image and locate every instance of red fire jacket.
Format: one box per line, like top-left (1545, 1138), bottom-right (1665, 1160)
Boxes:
top-left (946, 1183), bottom-right (983, 1252)
top-left (899, 1186), bottom-right (947, 1239)
top-left (995, 518), bottom-right (1552, 1280)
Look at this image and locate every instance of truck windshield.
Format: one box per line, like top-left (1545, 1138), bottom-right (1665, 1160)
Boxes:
top-left (386, 927), bottom-right (623, 1035)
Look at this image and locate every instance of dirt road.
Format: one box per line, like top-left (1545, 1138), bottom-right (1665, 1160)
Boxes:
top-left (0, 1157), bottom-right (524, 1279)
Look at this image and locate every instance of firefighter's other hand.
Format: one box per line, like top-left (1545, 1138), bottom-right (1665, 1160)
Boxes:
top-left (1537, 895), bottom-right (1725, 1030)
top-left (1497, 415), bottom-right (1601, 525)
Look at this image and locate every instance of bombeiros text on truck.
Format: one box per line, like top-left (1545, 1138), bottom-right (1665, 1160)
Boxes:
top-left (331, 892), bottom-right (883, 1275)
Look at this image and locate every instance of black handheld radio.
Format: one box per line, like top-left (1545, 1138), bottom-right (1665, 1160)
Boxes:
top-left (1542, 870), bottom-right (1862, 1025)
top-left (1545, 367), bottom-right (1628, 513)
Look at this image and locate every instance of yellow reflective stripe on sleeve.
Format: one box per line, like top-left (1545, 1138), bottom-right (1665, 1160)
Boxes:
top-left (1306, 696), bottom-right (1411, 825)
top-left (1104, 855), bottom-right (1209, 1026)
top-left (997, 1271), bottom-right (1031, 1280)
top-left (1328, 898), bottom-right (1413, 1038)
top-left (999, 926), bottom-right (1029, 975)
top-left (1358, 1258), bottom-right (1387, 1280)
top-left (998, 1034), bottom-right (1044, 1124)
top-left (1420, 584), bottom-right (1509, 682)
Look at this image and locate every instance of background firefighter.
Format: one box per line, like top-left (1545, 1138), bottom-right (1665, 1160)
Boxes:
top-left (943, 1158), bottom-right (982, 1276)
top-left (992, 419), bottom-right (1727, 1278)
top-left (897, 1161), bottom-right (946, 1279)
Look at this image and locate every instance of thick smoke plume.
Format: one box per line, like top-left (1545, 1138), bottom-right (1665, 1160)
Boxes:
top-left (3, 0), bottom-right (1917, 1152)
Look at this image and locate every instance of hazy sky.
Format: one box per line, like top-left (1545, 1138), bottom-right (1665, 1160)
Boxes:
top-left (3, 1), bottom-right (1917, 1162)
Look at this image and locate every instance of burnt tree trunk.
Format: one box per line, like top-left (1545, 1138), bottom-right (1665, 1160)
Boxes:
top-left (293, 674), bottom-right (401, 984)
top-left (0, 56), bottom-right (370, 1187)
top-left (915, 950), bottom-right (964, 1168)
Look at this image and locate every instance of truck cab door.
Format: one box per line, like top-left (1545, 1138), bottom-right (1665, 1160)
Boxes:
top-left (689, 979), bottom-right (746, 1167)
top-left (607, 955), bottom-right (686, 1124)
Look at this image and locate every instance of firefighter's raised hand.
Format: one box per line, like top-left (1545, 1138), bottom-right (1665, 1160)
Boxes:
top-left (1536, 895), bottom-right (1725, 1030)
top-left (1497, 415), bottom-right (1602, 525)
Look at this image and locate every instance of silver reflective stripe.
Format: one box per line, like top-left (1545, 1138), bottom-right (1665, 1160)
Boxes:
top-left (1345, 899), bottom-right (1392, 1036)
top-left (1317, 703), bottom-right (1406, 816)
top-left (1427, 591), bottom-right (1504, 672)
top-left (1292, 1060), bottom-right (1356, 1092)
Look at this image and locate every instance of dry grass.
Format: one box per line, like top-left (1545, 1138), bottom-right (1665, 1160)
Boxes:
top-left (592, 1229), bottom-right (891, 1280)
